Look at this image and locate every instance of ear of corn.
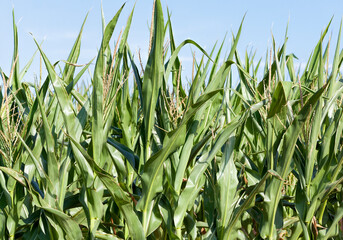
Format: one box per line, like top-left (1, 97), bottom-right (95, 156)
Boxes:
top-left (1, 1), bottom-right (343, 239)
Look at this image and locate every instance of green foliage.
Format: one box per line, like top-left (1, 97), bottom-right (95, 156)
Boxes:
top-left (1, 1), bottom-right (343, 239)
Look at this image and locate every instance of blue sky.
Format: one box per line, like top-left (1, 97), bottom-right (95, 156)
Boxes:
top-left (0, 1), bottom-right (342, 83)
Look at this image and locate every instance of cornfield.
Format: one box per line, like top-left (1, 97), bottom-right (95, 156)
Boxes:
top-left (1, 1), bottom-right (343, 239)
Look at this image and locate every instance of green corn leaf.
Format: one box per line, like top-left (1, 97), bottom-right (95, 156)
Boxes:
top-left (174, 113), bottom-right (244, 229)
top-left (137, 89), bottom-right (221, 234)
top-left (10, 10), bottom-right (20, 93)
top-left (31, 193), bottom-right (83, 239)
top-left (268, 81), bottom-right (292, 118)
top-left (326, 19), bottom-right (341, 101)
top-left (319, 205), bottom-right (343, 239)
top-left (217, 137), bottom-right (238, 239)
top-left (261, 84), bottom-right (327, 239)
top-left (107, 138), bottom-right (139, 174)
top-left (34, 86), bottom-right (59, 196)
top-left (92, 4), bottom-right (125, 166)
top-left (223, 170), bottom-right (282, 239)
top-left (142, 0), bottom-right (164, 162)
top-left (17, 134), bottom-right (48, 181)
top-left (65, 131), bottom-right (145, 239)
top-left (62, 13), bottom-right (88, 85)
top-left (32, 37), bottom-right (95, 187)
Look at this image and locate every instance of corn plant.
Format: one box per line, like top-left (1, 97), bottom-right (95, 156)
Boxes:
top-left (0, 1), bottom-right (343, 239)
